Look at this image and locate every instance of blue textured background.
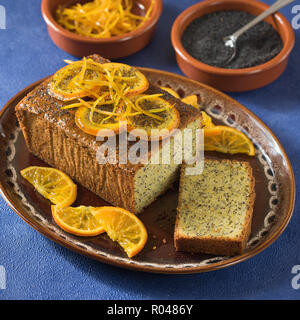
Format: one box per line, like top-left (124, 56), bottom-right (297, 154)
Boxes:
top-left (0, 0), bottom-right (299, 300)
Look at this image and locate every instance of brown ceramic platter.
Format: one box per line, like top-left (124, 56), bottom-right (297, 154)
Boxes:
top-left (0, 68), bottom-right (295, 274)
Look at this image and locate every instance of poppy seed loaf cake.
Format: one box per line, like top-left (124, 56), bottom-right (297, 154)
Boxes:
top-left (15, 55), bottom-right (202, 214)
top-left (175, 159), bottom-right (255, 256)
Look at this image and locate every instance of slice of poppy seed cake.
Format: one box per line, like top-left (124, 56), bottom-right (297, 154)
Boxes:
top-left (174, 159), bottom-right (255, 256)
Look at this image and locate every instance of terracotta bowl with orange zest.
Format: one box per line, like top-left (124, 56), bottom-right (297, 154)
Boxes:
top-left (171, 0), bottom-right (295, 92)
top-left (41, 0), bottom-right (163, 59)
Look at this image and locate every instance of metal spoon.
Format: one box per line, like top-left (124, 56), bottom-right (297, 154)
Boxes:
top-left (223, 0), bottom-right (295, 66)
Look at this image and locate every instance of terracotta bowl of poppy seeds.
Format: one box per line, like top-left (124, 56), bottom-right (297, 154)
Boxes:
top-left (171, 0), bottom-right (295, 92)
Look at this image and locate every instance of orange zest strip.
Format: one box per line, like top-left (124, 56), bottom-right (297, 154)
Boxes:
top-left (56, 0), bottom-right (154, 39)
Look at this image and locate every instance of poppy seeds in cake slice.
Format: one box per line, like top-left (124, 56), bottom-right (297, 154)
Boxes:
top-left (174, 159), bottom-right (255, 256)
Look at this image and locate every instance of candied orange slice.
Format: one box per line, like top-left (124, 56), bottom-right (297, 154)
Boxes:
top-left (75, 104), bottom-right (126, 137)
top-left (95, 206), bottom-right (148, 258)
top-left (160, 87), bottom-right (180, 99)
top-left (51, 205), bottom-right (148, 257)
top-left (181, 95), bottom-right (199, 109)
top-left (204, 125), bottom-right (255, 156)
top-left (128, 95), bottom-right (180, 140)
top-left (51, 205), bottom-right (105, 237)
top-left (49, 58), bottom-right (105, 101)
top-left (20, 166), bottom-right (77, 208)
top-left (101, 63), bottom-right (149, 96)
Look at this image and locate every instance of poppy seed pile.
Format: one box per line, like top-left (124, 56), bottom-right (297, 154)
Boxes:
top-left (181, 11), bottom-right (283, 69)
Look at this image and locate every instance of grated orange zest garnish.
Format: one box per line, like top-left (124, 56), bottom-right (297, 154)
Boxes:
top-left (56, 59), bottom-right (180, 135)
top-left (56, 0), bottom-right (154, 39)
